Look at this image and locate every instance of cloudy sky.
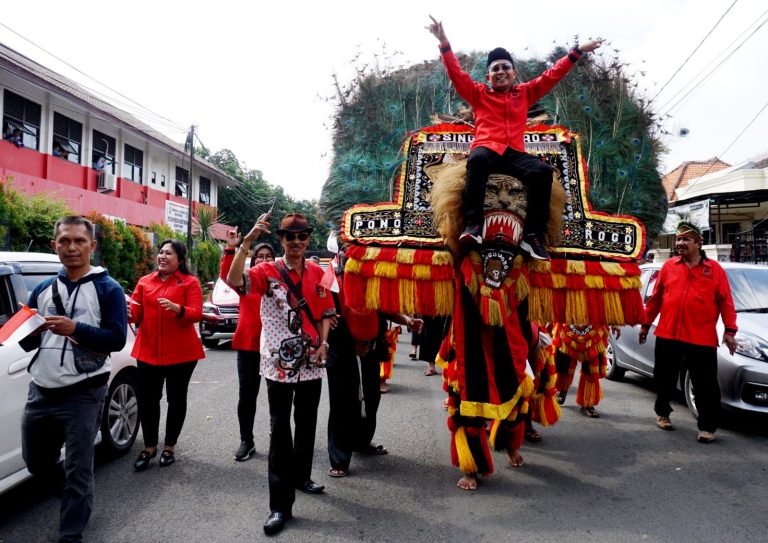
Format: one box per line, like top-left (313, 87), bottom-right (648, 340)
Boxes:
top-left (2, 0), bottom-right (765, 199)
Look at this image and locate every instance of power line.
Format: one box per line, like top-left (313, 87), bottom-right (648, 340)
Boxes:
top-left (650, 0), bottom-right (739, 103)
top-left (659, 9), bottom-right (768, 117)
top-left (0, 21), bottom-right (187, 132)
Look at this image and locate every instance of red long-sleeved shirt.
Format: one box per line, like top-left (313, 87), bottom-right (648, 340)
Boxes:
top-left (439, 41), bottom-right (581, 155)
top-left (220, 251), bottom-right (263, 352)
top-left (643, 257), bottom-right (738, 348)
top-left (129, 271), bottom-right (205, 365)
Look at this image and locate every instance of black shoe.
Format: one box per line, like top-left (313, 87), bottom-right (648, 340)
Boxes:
top-left (556, 390), bottom-right (567, 406)
top-left (296, 480), bottom-right (325, 494)
top-left (520, 234), bottom-right (550, 260)
top-left (459, 225), bottom-right (483, 246)
top-left (158, 449), bottom-right (175, 467)
top-left (133, 449), bottom-right (156, 472)
top-left (263, 511), bottom-right (292, 536)
top-left (234, 441), bottom-right (255, 462)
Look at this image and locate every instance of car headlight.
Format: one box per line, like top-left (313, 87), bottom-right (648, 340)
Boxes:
top-left (734, 331), bottom-right (768, 362)
top-left (203, 303), bottom-right (220, 315)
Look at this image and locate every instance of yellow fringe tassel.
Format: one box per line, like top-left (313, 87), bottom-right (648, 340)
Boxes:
top-left (565, 290), bottom-right (588, 324)
top-left (344, 258), bottom-right (362, 275)
top-left (488, 420), bottom-right (500, 449)
top-left (363, 247), bottom-right (381, 261)
top-left (398, 280), bottom-right (416, 315)
top-left (365, 277), bottom-right (381, 310)
top-left (454, 427), bottom-right (479, 474)
top-left (551, 274), bottom-right (567, 288)
top-left (412, 264), bottom-right (433, 280)
top-left (566, 260), bottom-right (586, 274)
top-left (600, 262), bottom-right (627, 276)
top-left (620, 276), bottom-right (642, 289)
top-left (486, 298), bottom-right (504, 327)
top-left (579, 376), bottom-right (603, 407)
top-left (433, 281), bottom-right (454, 316)
top-left (432, 250), bottom-right (454, 266)
top-left (374, 261), bottom-right (399, 279)
top-left (395, 248), bottom-right (416, 264)
top-left (584, 275), bottom-right (605, 289)
top-left (603, 291), bottom-right (624, 323)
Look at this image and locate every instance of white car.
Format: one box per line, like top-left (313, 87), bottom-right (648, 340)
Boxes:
top-left (0, 252), bottom-right (140, 495)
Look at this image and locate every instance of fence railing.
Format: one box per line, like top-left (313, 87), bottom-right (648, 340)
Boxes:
top-left (729, 232), bottom-right (768, 264)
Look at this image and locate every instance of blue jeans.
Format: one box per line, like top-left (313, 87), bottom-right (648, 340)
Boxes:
top-left (22, 382), bottom-right (107, 543)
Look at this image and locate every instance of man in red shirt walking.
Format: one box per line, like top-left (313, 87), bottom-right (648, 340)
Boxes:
top-left (426, 16), bottom-right (602, 258)
top-left (640, 222), bottom-right (737, 443)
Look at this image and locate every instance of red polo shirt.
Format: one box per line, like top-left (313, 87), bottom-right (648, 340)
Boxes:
top-left (220, 252), bottom-right (263, 352)
top-left (644, 256), bottom-right (738, 348)
top-left (130, 270), bottom-right (205, 365)
top-left (439, 41), bottom-right (581, 155)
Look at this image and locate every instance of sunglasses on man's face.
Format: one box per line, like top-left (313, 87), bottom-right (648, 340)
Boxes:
top-left (283, 232), bottom-right (309, 242)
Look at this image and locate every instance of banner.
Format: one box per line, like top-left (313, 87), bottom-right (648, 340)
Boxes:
top-left (661, 199), bottom-right (710, 234)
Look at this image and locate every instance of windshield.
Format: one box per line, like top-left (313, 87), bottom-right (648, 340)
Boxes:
top-left (728, 268), bottom-right (768, 311)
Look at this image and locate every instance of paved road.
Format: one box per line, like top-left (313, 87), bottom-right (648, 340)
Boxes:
top-left (1, 338), bottom-right (767, 543)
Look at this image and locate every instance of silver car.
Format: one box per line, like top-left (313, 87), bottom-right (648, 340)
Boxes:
top-left (0, 252), bottom-right (140, 495)
top-left (607, 262), bottom-right (768, 417)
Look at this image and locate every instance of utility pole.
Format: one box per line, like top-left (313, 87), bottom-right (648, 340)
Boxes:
top-left (186, 125), bottom-right (196, 254)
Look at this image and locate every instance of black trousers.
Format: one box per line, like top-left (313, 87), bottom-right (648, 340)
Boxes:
top-left (236, 350), bottom-right (261, 443)
top-left (266, 378), bottom-right (322, 515)
top-left (463, 146), bottom-right (554, 234)
top-left (326, 346), bottom-right (381, 471)
top-left (137, 360), bottom-right (198, 448)
top-left (653, 337), bottom-right (721, 432)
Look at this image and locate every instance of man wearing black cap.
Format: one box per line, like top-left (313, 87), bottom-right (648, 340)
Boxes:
top-left (640, 221), bottom-right (737, 443)
top-left (427, 16), bottom-right (602, 259)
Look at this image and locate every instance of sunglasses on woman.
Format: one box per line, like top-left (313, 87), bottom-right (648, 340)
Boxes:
top-left (283, 232), bottom-right (309, 241)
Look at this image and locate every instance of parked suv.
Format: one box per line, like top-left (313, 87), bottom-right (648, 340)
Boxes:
top-left (200, 278), bottom-right (240, 348)
top-left (0, 252), bottom-right (140, 495)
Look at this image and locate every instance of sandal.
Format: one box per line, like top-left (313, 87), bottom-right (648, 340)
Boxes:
top-left (409, 350), bottom-right (417, 359)
top-left (359, 442), bottom-right (388, 455)
top-left (328, 467), bottom-right (348, 478)
top-left (424, 367), bottom-right (437, 376)
top-left (581, 406), bottom-right (600, 418)
top-left (524, 429), bottom-right (542, 442)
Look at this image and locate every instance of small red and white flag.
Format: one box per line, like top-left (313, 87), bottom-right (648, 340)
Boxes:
top-left (319, 257), bottom-right (340, 293)
top-left (0, 305), bottom-right (46, 346)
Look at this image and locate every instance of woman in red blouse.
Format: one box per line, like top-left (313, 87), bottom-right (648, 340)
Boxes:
top-left (128, 239), bottom-right (205, 471)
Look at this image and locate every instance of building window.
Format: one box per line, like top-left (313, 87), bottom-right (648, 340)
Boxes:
top-left (151, 171), bottom-right (157, 185)
top-left (92, 130), bottom-right (116, 174)
top-left (52, 112), bottom-right (82, 164)
top-left (175, 166), bottom-right (189, 198)
top-left (199, 176), bottom-right (211, 205)
top-left (161, 174), bottom-right (166, 187)
top-left (3, 89), bottom-right (41, 150)
top-left (123, 144), bottom-right (143, 184)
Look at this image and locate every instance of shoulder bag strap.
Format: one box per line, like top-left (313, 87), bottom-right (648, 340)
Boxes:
top-left (276, 260), bottom-right (321, 335)
top-left (50, 279), bottom-right (67, 316)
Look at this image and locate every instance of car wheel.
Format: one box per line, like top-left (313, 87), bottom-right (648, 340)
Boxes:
top-left (202, 338), bottom-right (219, 348)
top-left (605, 337), bottom-right (626, 381)
top-left (100, 370), bottom-right (140, 455)
top-left (683, 370), bottom-right (699, 419)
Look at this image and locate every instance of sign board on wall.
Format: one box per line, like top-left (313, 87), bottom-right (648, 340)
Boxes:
top-left (165, 201), bottom-right (189, 234)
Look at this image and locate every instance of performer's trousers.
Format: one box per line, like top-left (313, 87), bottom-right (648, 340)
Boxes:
top-left (327, 346), bottom-right (381, 471)
top-left (266, 378), bottom-right (322, 515)
top-left (236, 350), bottom-right (261, 443)
top-left (463, 146), bottom-right (554, 234)
top-left (653, 337), bottom-right (720, 433)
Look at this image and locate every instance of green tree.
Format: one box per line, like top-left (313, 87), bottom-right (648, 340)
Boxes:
top-left (191, 239), bottom-right (220, 284)
top-left (1, 177), bottom-right (73, 251)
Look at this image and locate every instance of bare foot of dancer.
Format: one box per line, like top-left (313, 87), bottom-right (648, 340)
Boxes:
top-left (457, 473), bottom-right (478, 491)
top-left (507, 449), bottom-right (525, 467)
